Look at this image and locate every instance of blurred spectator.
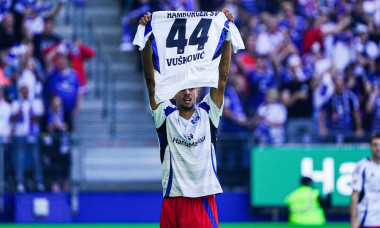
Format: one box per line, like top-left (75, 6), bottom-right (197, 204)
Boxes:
top-left (0, 12), bottom-right (23, 51)
top-left (120, 0), bottom-right (150, 52)
top-left (235, 34), bottom-right (256, 76)
top-left (219, 74), bottom-right (252, 187)
top-left (254, 87), bottom-right (287, 144)
top-left (46, 47), bottom-right (84, 132)
top-left (0, 85), bottom-right (12, 188)
top-left (366, 77), bottom-right (380, 133)
top-left (44, 39), bottom-right (96, 90)
top-left (280, 54), bottom-right (314, 143)
top-left (18, 55), bottom-right (43, 99)
top-left (0, 49), bottom-right (11, 86)
top-left (247, 55), bottom-right (276, 115)
top-left (33, 16), bottom-right (61, 69)
top-left (11, 80), bottom-right (44, 192)
top-left (303, 13), bottom-right (351, 55)
top-left (24, 0), bottom-right (64, 36)
top-left (279, 1), bottom-right (306, 52)
top-left (45, 95), bottom-right (70, 192)
top-left (68, 39), bottom-right (96, 91)
top-left (318, 73), bottom-right (364, 143)
top-left (255, 17), bottom-right (285, 56)
top-left (0, 85), bottom-right (11, 144)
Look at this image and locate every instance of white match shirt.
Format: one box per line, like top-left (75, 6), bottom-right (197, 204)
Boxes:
top-left (151, 94), bottom-right (223, 198)
top-left (351, 158), bottom-right (380, 227)
top-left (133, 11), bottom-right (244, 103)
top-left (0, 99), bottom-right (12, 142)
top-left (11, 98), bottom-right (44, 137)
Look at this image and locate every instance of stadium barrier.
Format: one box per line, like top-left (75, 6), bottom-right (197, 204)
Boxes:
top-left (250, 144), bottom-right (369, 220)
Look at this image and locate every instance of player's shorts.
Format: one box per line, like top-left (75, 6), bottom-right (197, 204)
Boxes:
top-left (160, 195), bottom-right (219, 228)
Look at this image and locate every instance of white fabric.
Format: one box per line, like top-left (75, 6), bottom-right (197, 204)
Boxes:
top-left (25, 16), bottom-right (44, 35)
top-left (11, 98), bottom-right (44, 137)
top-left (256, 102), bottom-right (287, 144)
top-left (257, 102), bottom-right (287, 124)
top-left (351, 158), bottom-right (380, 227)
top-left (133, 11), bottom-right (244, 103)
top-left (313, 71), bottom-right (335, 110)
top-left (151, 94), bottom-right (224, 197)
top-left (19, 69), bottom-right (42, 99)
top-left (0, 99), bottom-right (12, 142)
top-left (255, 31), bottom-right (284, 55)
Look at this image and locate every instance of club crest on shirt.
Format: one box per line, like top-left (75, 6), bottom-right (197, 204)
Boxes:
top-left (191, 116), bottom-right (200, 124)
top-left (184, 134), bottom-right (194, 140)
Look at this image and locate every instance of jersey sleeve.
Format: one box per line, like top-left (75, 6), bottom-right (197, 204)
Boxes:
top-left (227, 21), bottom-right (245, 53)
top-left (200, 93), bottom-right (224, 127)
top-left (132, 21), bottom-right (153, 51)
top-left (351, 162), bottom-right (364, 192)
top-left (151, 100), bottom-right (176, 128)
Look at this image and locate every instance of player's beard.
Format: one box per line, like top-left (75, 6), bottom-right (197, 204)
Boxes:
top-left (181, 103), bottom-right (194, 111)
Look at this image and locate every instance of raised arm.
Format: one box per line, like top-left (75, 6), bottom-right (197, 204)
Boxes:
top-left (140, 13), bottom-right (158, 110)
top-left (210, 8), bottom-right (234, 109)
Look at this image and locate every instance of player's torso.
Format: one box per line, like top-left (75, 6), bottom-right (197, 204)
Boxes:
top-left (162, 106), bottom-right (221, 197)
top-left (357, 160), bottom-right (380, 224)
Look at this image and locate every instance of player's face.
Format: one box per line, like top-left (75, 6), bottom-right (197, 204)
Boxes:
top-left (370, 138), bottom-right (380, 161)
top-left (175, 88), bottom-right (197, 111)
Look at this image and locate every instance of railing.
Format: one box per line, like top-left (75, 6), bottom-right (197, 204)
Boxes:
top-left (60, 0), bottom-right (117, 135)
top-left (65, 0), bottom-right (118, 215)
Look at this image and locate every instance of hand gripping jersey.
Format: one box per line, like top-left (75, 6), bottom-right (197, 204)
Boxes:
top-left (151, 94), bottom-right (223, 197)
top-left (133, 11), bottom-right (245, 103)
top-left (351, 158), bottom-right (380, 227)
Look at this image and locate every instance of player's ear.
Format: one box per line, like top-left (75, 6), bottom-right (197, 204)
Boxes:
top-left (196, 88), bottom-right (198, 97)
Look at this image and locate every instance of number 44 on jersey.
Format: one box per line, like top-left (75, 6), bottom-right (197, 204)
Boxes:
top-left (166, 18), bottom-right (212, 54)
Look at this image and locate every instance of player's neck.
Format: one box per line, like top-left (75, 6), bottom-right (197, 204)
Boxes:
top-left (370, 156), bottom-right (380, 164)
top-left (178, 109), bottom-right (195, 120)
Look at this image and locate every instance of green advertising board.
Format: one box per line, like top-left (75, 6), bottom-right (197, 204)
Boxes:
top-left (250, 145), bottom-right (370, 207)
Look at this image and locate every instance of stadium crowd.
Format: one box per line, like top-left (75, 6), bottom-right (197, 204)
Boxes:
top-left (121, 0), bottom-right (380, 145)
top-left (120, 0), bottom-right (380, 188)
top-left (0, 0), bottom-right (95, 193)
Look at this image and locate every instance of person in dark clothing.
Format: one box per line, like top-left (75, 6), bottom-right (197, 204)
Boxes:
top-left (319, 74), bottom-right (364, 143)
top-left (0, 12), bottom-right (23, 51)
top-left (280, 54), bottom-right (314, 143)
top-left (33, 16), bottom-right (61, 69)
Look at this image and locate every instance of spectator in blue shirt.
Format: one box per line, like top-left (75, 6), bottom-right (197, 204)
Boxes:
top-left (247, 55), bottom-right (276, 116)
top-left (318, 73), bottom-right (364, 143)
top-left (46, 48), bottom-right (83, 132)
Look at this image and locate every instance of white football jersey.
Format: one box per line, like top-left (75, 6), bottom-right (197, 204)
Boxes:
top-left (151, 94), bottom-right (223, 198)
top-left (133, 11), bottom-right (244, 103)
top-left (351, 158), bottom-right (380, 227)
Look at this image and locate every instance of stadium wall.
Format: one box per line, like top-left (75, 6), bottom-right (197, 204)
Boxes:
top-left (0, 192), bottom-right (253, 223)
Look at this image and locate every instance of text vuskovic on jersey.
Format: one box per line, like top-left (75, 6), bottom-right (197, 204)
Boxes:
top-left (166, 51), bottom-right (205, 66)
top-left (172, 135), bottom-right (205, 147)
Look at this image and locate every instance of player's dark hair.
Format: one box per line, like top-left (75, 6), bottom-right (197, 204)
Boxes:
top-left (300, 177), bottom-right (312, 186)
top-left (371, 132), bottom-right (380, 143)
top-left (44, 16), bottom-right (55, 23)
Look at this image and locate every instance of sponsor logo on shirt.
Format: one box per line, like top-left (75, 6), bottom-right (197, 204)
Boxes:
top-left (172, 135), bottom-right (205, 147)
